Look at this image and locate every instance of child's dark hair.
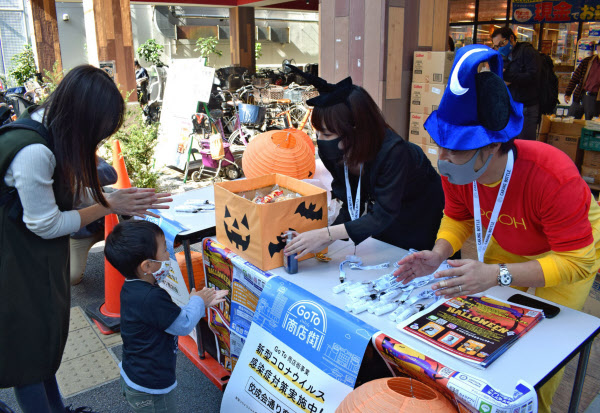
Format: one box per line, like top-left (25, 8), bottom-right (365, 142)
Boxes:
top-left (104, 220), bottom-right (165, 279)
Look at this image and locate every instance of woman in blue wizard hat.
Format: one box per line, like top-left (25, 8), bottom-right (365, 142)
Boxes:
top-left (282, 65), bottom-right (445, 257)
top-left (394, 45), bottom-right (600, 413)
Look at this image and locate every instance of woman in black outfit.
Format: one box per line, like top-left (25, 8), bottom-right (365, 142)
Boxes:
top-left (283, 70), bottom-right (444, 258)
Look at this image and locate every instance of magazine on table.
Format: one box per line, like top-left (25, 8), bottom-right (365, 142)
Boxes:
top-left (399, 295), bottom-right (544, 369)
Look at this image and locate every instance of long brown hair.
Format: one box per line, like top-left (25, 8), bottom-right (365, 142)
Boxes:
top-left (39, 65), bottom-right (125, 207)
top-left (311, 86), bottom-right (387, 167)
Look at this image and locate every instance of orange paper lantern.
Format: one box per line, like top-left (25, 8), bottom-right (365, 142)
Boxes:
top-left (176, 251), bottom-right (205, 292)
top-left (336, 377), bottom-right (458, 413)
top-left (242, 129), bottom-right (316, 179)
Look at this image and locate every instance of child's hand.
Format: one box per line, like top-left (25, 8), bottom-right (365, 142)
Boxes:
top-left (191, 287), bottom-right (229, 308)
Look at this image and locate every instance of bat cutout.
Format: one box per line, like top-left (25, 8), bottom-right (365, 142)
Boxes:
top-left (295, 202), bottom-right (323, 221)
top-left (268, 228), bottom-right (295, 258)
top-left (224, 206), bottom-right (250, 251)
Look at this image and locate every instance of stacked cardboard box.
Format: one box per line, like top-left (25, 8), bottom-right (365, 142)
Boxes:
top-left (539, 116), bottom-right (586, 170)
top-left (581, 150), bottom-right (600, 185)
top-left (410, 83), bottom-right (446, 115)
top-left (413, 51), bottom-right (455, 84)
top-left (409, 51), bottom-right (453, 168)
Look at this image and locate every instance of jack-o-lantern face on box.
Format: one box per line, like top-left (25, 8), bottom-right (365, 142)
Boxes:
top-left (223, 206), bottom-right (250, 251)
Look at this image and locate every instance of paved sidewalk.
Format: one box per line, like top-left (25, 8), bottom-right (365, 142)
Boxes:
top-left (0, 244), bottom-right (224, 413)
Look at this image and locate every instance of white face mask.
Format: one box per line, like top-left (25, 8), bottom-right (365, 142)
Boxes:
top-left (149, 259), bottom-right (171, 284)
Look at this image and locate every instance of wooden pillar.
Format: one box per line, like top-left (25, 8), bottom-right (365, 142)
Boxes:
top-left (30, 0), bottom-right (62, 76)
top-left (82, 0), bottom-right (137, 102)
top-left (319, 0), bottom-right (449, 137)
top-left (229, 7), bottom-right (256, 72)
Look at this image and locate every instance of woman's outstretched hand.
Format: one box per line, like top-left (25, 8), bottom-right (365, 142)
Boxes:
top-left (106, 188), bottom-right (172, 218)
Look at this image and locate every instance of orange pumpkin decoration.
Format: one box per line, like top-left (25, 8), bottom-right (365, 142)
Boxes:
top-left (336, 377), bottom-right (458, 413)
top-left (242, 129), bottom-right (316, 180)
top-left (175, 251), bottom-right (205, 292)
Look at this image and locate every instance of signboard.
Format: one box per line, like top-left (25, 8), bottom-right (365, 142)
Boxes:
top-left (221, 278), bottom-right (377, 413)
top-left (154, 59), bottom-right (215, 169)
top-left (99, 61), bottom-right (116, 80)
top-left (143, 214), bottom-right (190, 307)
top-left (512, 1), bottom-right (600, 24)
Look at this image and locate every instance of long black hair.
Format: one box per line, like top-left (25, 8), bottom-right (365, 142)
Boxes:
top-left (38, 65), bottom-right (125, 207)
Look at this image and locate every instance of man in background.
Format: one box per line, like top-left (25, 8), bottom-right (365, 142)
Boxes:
top-left (565, 42), bottom-right (600, 120)
top-left (491, 27), bottom-right (541, 140)
top-left (134, 60), bottom-right (149, 105)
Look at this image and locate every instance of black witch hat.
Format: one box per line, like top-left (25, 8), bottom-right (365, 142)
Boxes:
top-left (286, 64), bottom-right (355, 107)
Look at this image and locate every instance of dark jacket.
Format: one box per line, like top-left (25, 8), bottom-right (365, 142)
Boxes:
top-left (0, 114), bottom-right (73, 387)
top-left (503, 42), bottom-right (541, 107)
top-left (324, 129), bottom-right (444, 251)
top-left (565, 55), bottom-right (600, 104)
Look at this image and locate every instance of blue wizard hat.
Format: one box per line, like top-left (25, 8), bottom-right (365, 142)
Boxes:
top-left (424, 45), bottom-right (524, 151)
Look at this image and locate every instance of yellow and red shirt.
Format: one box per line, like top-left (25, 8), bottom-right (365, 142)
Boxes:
top-left (438, 140), bottom-right (600, 310)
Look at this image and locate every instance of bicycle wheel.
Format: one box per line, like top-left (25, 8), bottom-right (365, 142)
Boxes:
top-left (229, 126), bottom-right (257, 146)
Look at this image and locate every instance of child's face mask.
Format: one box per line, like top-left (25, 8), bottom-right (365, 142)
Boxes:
top-left (149, 259), bottom-right (171, 284)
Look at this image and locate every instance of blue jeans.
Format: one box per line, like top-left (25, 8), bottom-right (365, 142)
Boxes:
top-left (120, 376), bottom-right (177, 413)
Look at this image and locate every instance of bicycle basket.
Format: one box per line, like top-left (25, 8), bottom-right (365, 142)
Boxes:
top-left (302, 90), bottom-right (320, 105)
top-left (284, 89), bottom-right (303, 104)
top-left (238, 103), bottom-right (266, 125)
top-left (265, 86), bottom-right (284, 101)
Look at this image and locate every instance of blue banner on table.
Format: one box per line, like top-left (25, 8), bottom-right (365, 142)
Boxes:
top-left (221, 278), bottom-right (377, 413)
top-left (512, 1), bottom-right (600, 23)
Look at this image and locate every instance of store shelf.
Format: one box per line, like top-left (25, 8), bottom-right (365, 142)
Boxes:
top-left (178, 335), bottom-right (230, 391)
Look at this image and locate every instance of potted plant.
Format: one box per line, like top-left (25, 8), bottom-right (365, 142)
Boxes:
top-left (194, 36), bottom-right (223, 66)
top-left (8, 44), bottom-right (37, 86)
top-left (137, 39), bottom-right (165, 67)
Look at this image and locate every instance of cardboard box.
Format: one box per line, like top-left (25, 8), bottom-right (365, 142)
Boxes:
top-left (537, 133), bottom-right (548, 144)
top-left (420, 144), bottom-right (440, 167)
top-left (410, 82), bottom-right (446, 115)
top-left (539, 115), bottom-right (552, 135)
top-left (408, 112), bottom-right (435, 145)
top-left (413, 51), bottom-right (455, 83)
top-left (583, 150), bottom-right (600, 168)
top-left (582, 272), bottom-right (600, 318)
top-left (214, 174), bottom-right (327, 271)
top-left (547, 133), bottom-right (583, 168)
top-left (581, 165), bottom-right (600, 185)
top-left (549, 118), bottom-right (586, 136)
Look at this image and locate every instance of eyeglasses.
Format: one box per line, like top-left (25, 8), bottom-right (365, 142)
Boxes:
top-left (492, 38), bottom-right (508, 50)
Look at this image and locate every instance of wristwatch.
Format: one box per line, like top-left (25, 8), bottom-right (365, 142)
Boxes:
top-left (498, 264), bottom-right (513, 287)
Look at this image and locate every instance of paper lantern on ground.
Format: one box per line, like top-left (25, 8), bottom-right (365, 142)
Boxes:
top-left (336, 377), bottom-right (458, 413)
top-left (242, 129), bottom-right (316, 179)
top-left (176, 251), bottom-right (205, 292)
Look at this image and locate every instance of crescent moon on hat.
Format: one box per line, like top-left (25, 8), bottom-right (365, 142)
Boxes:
top-left (449, 48), bottom-right (488, 96)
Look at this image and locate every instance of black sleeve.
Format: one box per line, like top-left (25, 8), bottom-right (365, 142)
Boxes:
top-left (143, 287), bottom-right (182, 331)
top-left (503, 46), bottom-right (540, 86)
top-left (344, 143), bottom-right (410, 244)
top-left (330, 171), bottom-right (351, 225)
top-left (97, 157), bottom-right (118, 186)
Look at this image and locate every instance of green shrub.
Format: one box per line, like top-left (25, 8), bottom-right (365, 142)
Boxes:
top-left (104, 111), bottom-right (160, 190)
top-left (255, 42), bottom-right (262, 60)
top-left (9, 44), bottom-right (36, 86)
top-left (194, 36), bottom-right (223, 66)
top-left (137, 39), bottom-right (165, 67)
